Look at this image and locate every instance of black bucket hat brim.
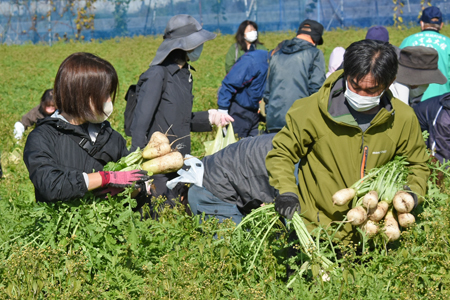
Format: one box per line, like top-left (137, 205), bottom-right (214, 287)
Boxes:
top-left (150, 16), bottom-right (216, 66)
top-left (396, 65), bottom-right (447, 86)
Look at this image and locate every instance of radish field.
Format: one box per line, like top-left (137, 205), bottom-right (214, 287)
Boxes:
top-left (0, 26), bottom-right (450, 299)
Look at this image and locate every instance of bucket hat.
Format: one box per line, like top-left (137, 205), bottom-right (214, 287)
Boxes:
top-left (396, 46), bottom-right (447, 86)
top-left (420, 6), bottom-right (442, 25)
top-left (150, 14), bottom-right (216, 66)
top-left (297, 19), bottom-right (324, 45)
top-left (365, 26), bottom-right (389, 43)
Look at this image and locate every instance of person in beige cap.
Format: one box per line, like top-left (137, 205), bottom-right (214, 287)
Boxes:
top-left (390, 46), bottom-right (447, 106)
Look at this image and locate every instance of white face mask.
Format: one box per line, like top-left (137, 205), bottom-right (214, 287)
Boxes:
top-left (87, 101), bottom-right (113, 123)
top-left (344, 80), bottom-right (384, 112)
top-left (244, 30), bottom-right (258, 43)
top-left (409, 84), bottom-right (429, 99)
top-left (187, 44), bottom-right (203, 62)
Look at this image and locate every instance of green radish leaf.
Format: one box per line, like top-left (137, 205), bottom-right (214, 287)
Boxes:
top-left (198, 243), bottom-right (204, 256)
top-left (312, 264), bottom-right (320, 278)
top-left (220, 246), bottom-right (230, 259)
top-left (401, 249), bottom-right (409, 258)
top-left (343, 269), bottom-right (349, 284)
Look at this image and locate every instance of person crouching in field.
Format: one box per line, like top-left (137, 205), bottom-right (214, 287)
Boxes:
top-left (168, 134), bottom-right (277, 224)
top-left (217, 49), bottom-right (269, 138)
top-left (266, 39), bottom-right (429, 244)
top-left (23, 52), bottom-right (150, 204)
top-left (13, 89), bottom-right (56, 140)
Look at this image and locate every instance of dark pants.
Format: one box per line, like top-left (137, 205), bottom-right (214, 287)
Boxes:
top-left (229, 101), bottom-right (260, 138)
top-left (187, 185), bottom-right (244, 224)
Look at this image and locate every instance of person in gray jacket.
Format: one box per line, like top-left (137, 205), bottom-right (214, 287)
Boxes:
top-left (169, 134), bottom-right (276, 224)
top-left (264, 19), bottom-right (326, 133)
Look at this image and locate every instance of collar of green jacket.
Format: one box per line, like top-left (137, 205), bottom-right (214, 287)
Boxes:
top-left (318, 70), bottom-right (397, 130)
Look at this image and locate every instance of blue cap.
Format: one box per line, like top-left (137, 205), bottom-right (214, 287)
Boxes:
top-left (365, 26), bottom-right (389, 43)
top-left (420, 6), bottom-right (442, 24)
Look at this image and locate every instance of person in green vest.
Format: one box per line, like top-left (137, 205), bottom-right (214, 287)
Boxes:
top-left (224, 20), bottom-right (267, 74)
top-left (400, 6), bottom-right (450, 101)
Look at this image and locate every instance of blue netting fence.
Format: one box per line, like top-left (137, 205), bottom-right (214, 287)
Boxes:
top-left (0, 0), bottom-right (449, 45)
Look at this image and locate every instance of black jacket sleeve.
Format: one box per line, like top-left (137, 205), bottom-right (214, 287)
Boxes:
top-left (190, 111), bottom-right (212, 132)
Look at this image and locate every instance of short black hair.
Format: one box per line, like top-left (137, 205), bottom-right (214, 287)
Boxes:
top-left (344, 39), bottom-right (398, 89)
top-left (40, 89), bottom-right (54, 107)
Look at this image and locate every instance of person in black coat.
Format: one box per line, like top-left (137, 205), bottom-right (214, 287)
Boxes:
top-left (130, 14), bottom-right (233, 206)
top-left (24, 52), bottom-right (150, 203)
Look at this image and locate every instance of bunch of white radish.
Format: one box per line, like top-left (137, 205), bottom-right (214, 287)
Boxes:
top-left (333, 156), bottom-right (417, 242)
top-left (141, 131), bottom-right (185, 175)
top-left (103, 131), bottom-right (185, 175)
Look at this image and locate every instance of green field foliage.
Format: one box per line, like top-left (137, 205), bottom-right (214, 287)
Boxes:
top-left (0, 26), bottom-right (450, 298)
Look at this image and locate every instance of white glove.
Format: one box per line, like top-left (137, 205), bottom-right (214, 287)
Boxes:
top-left (166, 155), bottom-right (204, 189)
top-left (208, 109), bottom-right (234, 126)
top-left (13, 122), bottom-right (25, 140)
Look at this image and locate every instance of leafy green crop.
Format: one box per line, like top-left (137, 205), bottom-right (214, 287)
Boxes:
top-left (0, 27), bottom-right (450, 298)
top-left (103, 148), bottom-right (144, 172)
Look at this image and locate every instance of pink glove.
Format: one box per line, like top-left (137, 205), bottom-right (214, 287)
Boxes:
top-left (208, 109), bottom-right (234, 126)
top-left (98, 170), bottom-right (150, 188)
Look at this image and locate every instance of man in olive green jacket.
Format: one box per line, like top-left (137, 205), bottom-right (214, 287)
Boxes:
top-left (266, 40), bottom-right (429, 244)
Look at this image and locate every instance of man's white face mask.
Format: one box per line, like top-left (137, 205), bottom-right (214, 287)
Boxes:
top-left (244, 30), bottom-right (258, 43)
top-left (409, 84), bottom-right (429, 99)
top-left (344, 80), bottom-right (384, 112)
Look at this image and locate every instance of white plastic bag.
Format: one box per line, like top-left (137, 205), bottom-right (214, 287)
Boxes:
top-left (166, 155), bottom-right (204, 189)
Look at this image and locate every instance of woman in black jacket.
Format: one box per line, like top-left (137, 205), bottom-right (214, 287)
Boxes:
top-left (24, 52), bottom-right (149, 203)
top-left (130, 14), bottom-right (233, 205)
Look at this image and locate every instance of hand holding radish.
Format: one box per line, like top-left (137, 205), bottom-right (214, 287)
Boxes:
top-left (274, 193), bottom-right (300, 219)
top-left (98, 170), bottom-right (150, 188)
top-left (104, 131), bottom-right (186, 176)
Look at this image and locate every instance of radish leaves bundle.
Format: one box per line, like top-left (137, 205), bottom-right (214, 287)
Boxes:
top-left (234, 204), bottom-right (336, 286)
top-left (103, 148), bottom-right (144, 172)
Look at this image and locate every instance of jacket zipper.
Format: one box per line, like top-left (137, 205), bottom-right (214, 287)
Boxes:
top-left (360, 144), bottom-right (369, 179)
